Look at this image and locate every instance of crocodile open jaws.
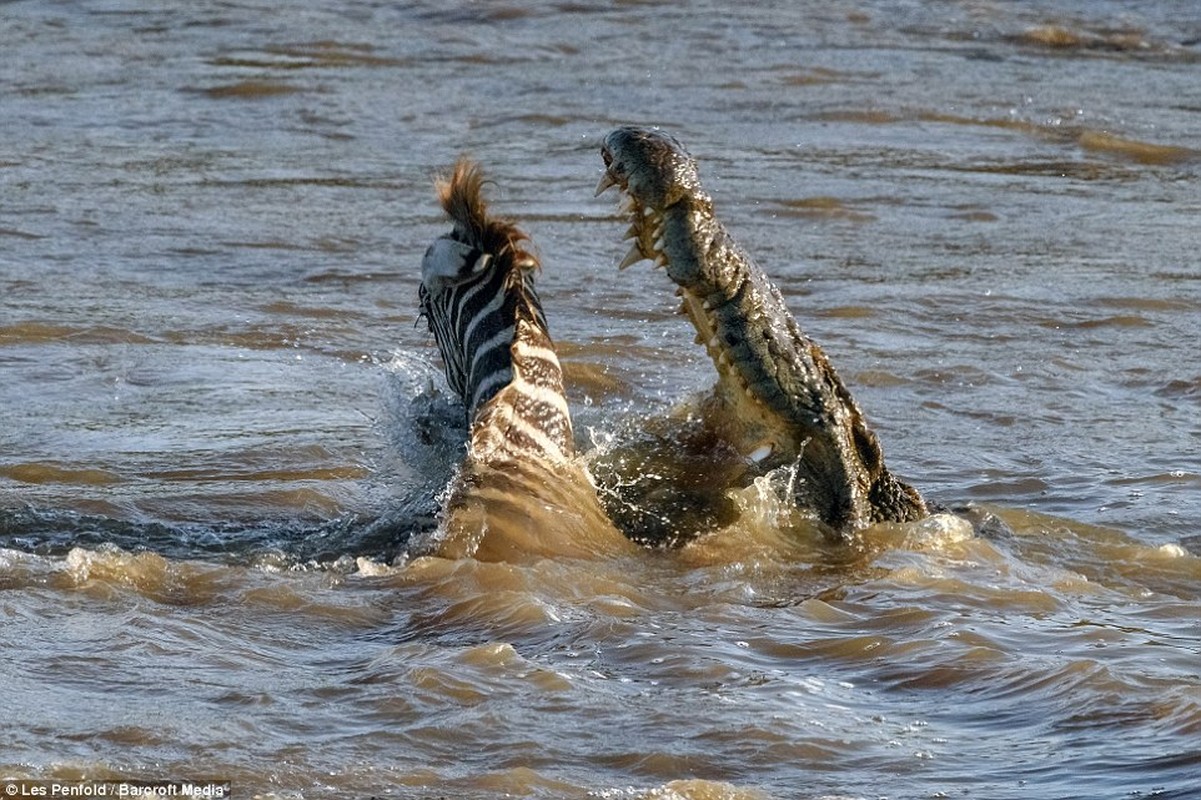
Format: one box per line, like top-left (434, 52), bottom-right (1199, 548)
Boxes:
top-left (596, 126), bottom-right (927, 534)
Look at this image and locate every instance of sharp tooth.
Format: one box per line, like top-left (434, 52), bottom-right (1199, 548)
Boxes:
top-left (653, 235), bottom-right (666, 251)
top-left (747, 444), bottom-right (773, 463)
top-left (708, 335), bottom-right (720, 348)
top-left (643, 206), bottom-right (655, 217)
top-left (623, 224), bottom-right (639, 241)
top-left (595, 170), bottom-right (618, 197)
top-left (654, 253), bottom-right (667, 267)
top-left (617, 243), bottom-right (645, 270)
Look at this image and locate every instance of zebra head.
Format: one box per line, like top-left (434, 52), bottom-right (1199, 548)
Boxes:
top-left (418, 159), bottom-right (573, 462)
top-left (419, 233), bottom-right (499, 404)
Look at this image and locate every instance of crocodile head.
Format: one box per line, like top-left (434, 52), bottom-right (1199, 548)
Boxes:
top-left (596, 128), bottom-right (771, 431)
top-left (597, 128), bottom-right (701, 218)
top-left (596, 127), bottom-right (802, 463)
top-left (596, 127), bottom-right (714, 284)
top-left (596, 127), bottom-right (927, 532)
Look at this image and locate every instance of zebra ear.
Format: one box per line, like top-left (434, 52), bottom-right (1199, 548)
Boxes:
top-left (468, 253), bottom-right (492, 275)
top-left (421, 236), bottom-right (478, 284)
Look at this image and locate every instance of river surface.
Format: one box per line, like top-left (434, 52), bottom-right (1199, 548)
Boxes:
top-left (2, 1), bottom-right (1200, 798)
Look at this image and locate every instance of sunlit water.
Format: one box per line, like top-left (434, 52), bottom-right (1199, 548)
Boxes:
top-left (2, 2), bottom-right (1199, 798)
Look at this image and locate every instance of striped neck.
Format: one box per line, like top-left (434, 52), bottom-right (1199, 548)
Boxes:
top-left (468, 301), bottom-right (575, 466)
top-left (420, 244), bottom-right (575, 466)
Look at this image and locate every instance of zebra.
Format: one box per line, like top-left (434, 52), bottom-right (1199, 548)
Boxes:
top-left (415, 158), bottom-right (634, 561)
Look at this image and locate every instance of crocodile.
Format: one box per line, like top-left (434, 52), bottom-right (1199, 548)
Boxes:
top-left (594, 126), bottom-right (928, 534)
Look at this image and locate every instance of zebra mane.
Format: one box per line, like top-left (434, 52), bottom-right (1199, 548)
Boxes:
top-left (436, 158), bottom-right (540, 281)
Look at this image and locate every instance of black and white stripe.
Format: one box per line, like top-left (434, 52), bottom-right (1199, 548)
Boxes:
top-left (420, 235), bottom-right (515, 415)
top-left (419, 233), bottom-right (573, 465)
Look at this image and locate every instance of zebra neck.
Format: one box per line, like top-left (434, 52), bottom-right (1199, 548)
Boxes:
top-left (467, 306), bottom-right (575, 468)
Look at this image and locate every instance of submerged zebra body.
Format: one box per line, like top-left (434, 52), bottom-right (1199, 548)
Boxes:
top-left (416, 160), bottom-right (633, 560)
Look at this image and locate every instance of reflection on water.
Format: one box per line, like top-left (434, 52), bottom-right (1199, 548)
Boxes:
top-left (2, 0), bottom-right (1199, 798)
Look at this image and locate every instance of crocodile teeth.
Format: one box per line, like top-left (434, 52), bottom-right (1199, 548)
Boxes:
top-left (747, 444), bottom-right (773, 463)
top-left (653, 235), bottom-right (666, 251)
top-left (617, 243), bottom-right (645, 271)
top-left (595, 170), bottom-right (618, 197)
top-left (654, 252), bottom-right (668, 267)
top-left (623, 224), bottom-right (639, 241)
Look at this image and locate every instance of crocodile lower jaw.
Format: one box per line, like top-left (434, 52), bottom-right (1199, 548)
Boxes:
top-left (675, 282), bottom-right (792, 467)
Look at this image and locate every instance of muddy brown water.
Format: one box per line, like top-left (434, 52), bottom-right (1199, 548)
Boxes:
top-left (2, 2), bottom-right (1199, 798)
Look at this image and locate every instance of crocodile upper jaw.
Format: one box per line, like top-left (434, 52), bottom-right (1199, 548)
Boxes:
top-left (597, 130), bottom-right (797, 460)
top-left (596, 127), bottom-right (928, 531)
